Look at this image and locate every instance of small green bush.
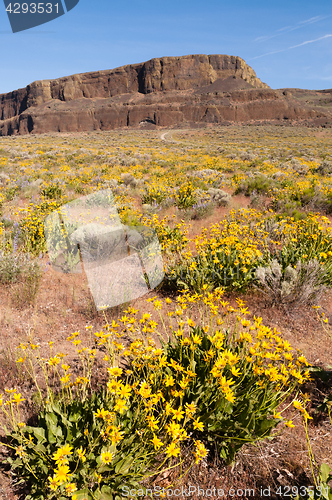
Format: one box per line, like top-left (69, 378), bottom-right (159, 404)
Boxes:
top-left (278, 201), bottom-right (306, 221)
top-left (175, 183), bottom-right (197, 209)
top-left (0, 251), bottom-right (41, 285)
top-left (5, 186), bottom-right (19, 201)
top-left (0, 250), bottom-right (42, 306)
top-left (41, 183), bottom-right (63, 199)
top-left (235, 175), bottom-right (275, 197)
top-left (141, 186), bottom-right (168, 205)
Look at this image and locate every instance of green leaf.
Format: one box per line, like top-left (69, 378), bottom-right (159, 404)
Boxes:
top-left (69, 411), bottom-right (82, 423)
top-left (114, 456), bottom-right (135, 474)
top-left (34, 443), bottom-right (47, 453)
top-left (224, 402), bottom-right (233, 414)
top-left (99, 486), bottom-right (114, 500)
top-left (25, 426), bottom-right (46, 444)
top-left (45, 411), bottom-right (58, 426)
top-left (320, 463), bottom-right (332, 483)
top-left (73, 488), bottom-right (93, 500)
top-left (44, 413), bottom-right (63, 444)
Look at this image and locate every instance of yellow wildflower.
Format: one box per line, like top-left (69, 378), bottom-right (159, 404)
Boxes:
top-left (166, 442), bottom-right (180, 457)
top-left (151, 435), bottom-right (163, 450)
top-left (101, 451), bottom-right (113, 464)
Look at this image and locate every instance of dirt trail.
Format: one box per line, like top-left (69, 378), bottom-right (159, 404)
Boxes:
top-left (159, 130), bottom-right (189, 143)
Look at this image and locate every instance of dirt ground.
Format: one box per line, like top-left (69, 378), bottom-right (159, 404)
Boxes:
top-left (0, 192), bottom-right (331, 499)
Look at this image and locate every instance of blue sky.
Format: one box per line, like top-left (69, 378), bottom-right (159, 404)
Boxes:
top-left (1, 0), bottom-right (332, 94)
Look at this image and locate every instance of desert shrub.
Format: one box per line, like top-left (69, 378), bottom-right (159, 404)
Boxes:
top-left (19, 199), bottom-right (61, 254)
top-left (295, 188), bottom-right (315, 206)
top-left (165, 244), bottom-right (258, 293)
top-left (141, 201), bottom-right (162, 215)
top-left (0, 250), bottom-right (42, 306)
top-left (5, 186), bottom-right (19, 201)
top-left (272, 171), bottom-right (286, 180)
top-left (142, 214), bottom-right (189, 254)
top-left (290, 184), bottom-right (316, 207)
top-left (270, 216), bottom-right (332, 287)
top-left (160, 195), bottom-right (176, 209)
top-left (1, 216), bottom-right (13, 229)
top-left (187, 176), bottom-right (209, 191)
top-left (0, 172), bottom-right (10, 185)
top-left (314, 160), bottom-right (332, 176)
top-left (103, 179), bottom-right (119, 190)
top-left (249, 193), bottom-right (267, 210)
top-left (74, 182), bottom-right (85, 195)
top-left (301, 191), bottom-right (332, 215)
top-left (175, 183), bottom-right (197, 210)
top-left (0, 250), bottom-right (41, 285)
top-left (279, 176), bottom-right (295, 189)
top-left (277, 179), bottom-right (332, 214)
top-left (11, 270), bottom-right (42, 307)
top-left (41, 183), bottom-right (63, 199)
top-left (141, 185), bottom-right (169, 205)
top-left (255, 259), bottom-right (326, 306)
top-left (120, 173), bottom-right (137, 187)
top-left (281, 206), bottom-right (306, 221)
top-left (181, 199), bottom-right (215, 221)
top-left (5, 389), bottom-right (165, 500)
top-left (190, 169), bottom-right (224, 188)
top-left (320, 192), bottom-right (332, 214)
top-left (191, 168), bottom-right (220, 179)
top-left (239, 151), bottom-right (256, 162)
top-left (235, 175), bottom-right (275, 197)
top-left (291, 159), bottom-right (309, 175)
top-left (1, 291), bottom-right (311, 498)
top-left (164, 212), bottom-right (263, 292)
top-left (272, 198), bottom-right (307, 221)
top-left (206, 188), bottom-right (231, 207)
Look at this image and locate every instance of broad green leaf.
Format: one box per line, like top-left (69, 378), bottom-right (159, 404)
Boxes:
top-left (73, 488), bottom-right (93, 500)
top-left (320, 463), bottom-right (332, 483)
top-left (25, 426), bottom-right (46, 444)
top-left (114, 456), bottom-right (135, 474)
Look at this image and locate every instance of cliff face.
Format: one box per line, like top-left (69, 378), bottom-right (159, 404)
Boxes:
top-left (0, 54), bottom-right (331, 136)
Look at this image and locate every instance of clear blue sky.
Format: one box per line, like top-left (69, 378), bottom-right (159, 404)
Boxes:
top-left (1, 0), bottom-right (332, 94)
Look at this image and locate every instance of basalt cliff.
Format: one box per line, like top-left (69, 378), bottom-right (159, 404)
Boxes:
top-left (1, 54), bottom-right (332, 135)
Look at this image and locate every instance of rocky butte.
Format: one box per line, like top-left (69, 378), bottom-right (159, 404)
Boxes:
top-left (1, 54), bottom-right (332, 135)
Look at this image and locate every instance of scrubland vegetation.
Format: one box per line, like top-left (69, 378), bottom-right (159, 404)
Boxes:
top-left (0, 126), bottom-right (331, 499)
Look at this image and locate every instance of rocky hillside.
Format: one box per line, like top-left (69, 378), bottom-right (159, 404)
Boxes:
top-left (0, 54), bottom-right (331, 135)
